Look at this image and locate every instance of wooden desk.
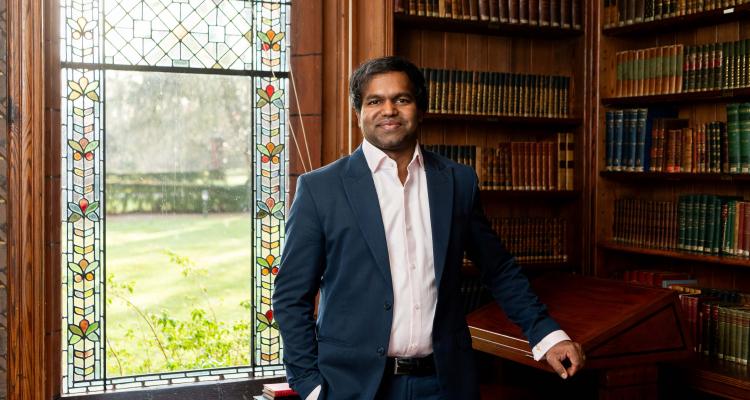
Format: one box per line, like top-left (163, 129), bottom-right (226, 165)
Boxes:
top-left (467, 274), bottom-right (691, 399)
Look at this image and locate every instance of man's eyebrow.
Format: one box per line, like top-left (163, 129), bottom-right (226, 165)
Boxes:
top-left (364, 92), bottom-right (413, 99)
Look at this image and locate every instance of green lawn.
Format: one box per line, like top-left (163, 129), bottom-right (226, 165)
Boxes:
top-left (105, 212), bottom-right (253, 376)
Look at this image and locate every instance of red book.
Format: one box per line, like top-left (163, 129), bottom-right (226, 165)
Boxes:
top-left (263, 383), bottom-right (299, 398)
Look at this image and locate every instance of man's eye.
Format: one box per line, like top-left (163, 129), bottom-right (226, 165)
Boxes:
top-left (367, 99), bottom-right (380, 105)
top-left (396, 98), bottom-right (411, 104)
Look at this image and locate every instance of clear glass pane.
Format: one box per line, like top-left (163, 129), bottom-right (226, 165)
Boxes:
top-left (104, 70), bottom-right (254, 376)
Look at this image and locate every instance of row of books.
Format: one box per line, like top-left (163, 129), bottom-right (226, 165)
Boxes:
top-left (602, 0), bottom-right (747, 28)
top-left (648, 120), bottom-right (728, 173)
top-left (490, 217), bottom-right (568, 263)
top-left (615, 45), bottom-right (683, 97)
top-left (422, 68), bottom-right (570, 117)
top-left (679, 195), bottom-right (750, 256)
top-left (677, 288), bottom-right (750, 364)
top-left (604, 106), bottom-right (750, 173)
top-left (395, 0), bottom-right (582, 29)
top-left (613, 198), bottom-right (678, 249)
top-left (612, 195), bottom-right (750, 258)
top-left (424, 133), bottom-right (575, 191)
top-left (615, 40), bottom-right (750, 97)
top-left (620, 272), bottom-right (750, 362)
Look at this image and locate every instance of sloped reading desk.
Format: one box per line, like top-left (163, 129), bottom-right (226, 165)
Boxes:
top-left (467, 274), bottom-right (691, 399)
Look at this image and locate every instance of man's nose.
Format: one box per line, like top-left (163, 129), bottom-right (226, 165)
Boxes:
top-left (381, 100), bottom-right (397, 115)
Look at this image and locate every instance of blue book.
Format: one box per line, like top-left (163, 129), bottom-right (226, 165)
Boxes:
top-left (635, 108), bottom-right (648, 172)
top-left (627, 109), bottom-right (638, 171)
top-left (606, 111), bottom-right (614, 170)
top-left (614, 110), bottom-right (624, 171)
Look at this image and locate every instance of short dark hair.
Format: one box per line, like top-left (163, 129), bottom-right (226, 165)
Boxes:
top-left (349, 56), bottom-right (428, 113)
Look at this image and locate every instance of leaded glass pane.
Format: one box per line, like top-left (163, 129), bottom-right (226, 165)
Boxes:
top-left (60, 0), bottom-right (289, 393)
top-left (61, 67), bottom-right (106, 389)
top-left (252, 75), bottom-right (286, 366)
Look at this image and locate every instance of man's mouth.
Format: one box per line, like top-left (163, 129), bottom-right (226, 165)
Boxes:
top-left (378, 120), bottom-right (402, 130)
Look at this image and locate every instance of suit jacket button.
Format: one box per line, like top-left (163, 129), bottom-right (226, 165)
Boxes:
top-left (384, 301), bottom-right (392, 310)
top-left (377, 347), bottom-right (385, 356)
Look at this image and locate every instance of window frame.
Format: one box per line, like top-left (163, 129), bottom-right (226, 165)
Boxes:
top-left (5, 0), bottom-right (324, 397)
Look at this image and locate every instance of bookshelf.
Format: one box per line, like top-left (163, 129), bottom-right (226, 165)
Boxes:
top-left (595, 0), bottom-right (750, 397)
top-left (392, 0), bottom-right (589, 277)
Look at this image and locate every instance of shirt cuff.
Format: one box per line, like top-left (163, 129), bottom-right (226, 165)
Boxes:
top-left (531, 330), bottom-right (571, 361)
top-left (305, 385), bottom-right (321, 400)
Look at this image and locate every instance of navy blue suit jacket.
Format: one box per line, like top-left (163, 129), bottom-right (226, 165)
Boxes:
top-left (273, 146), bottom-right (560, 400)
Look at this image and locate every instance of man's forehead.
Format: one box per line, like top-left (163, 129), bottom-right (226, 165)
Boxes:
top-left (362, 72), bottom-right (414, 97)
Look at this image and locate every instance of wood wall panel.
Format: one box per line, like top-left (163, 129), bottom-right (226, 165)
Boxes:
top-left (0, 0), bottom-right (8, 395)
top-left (6, 0), bottom-right (47, 396)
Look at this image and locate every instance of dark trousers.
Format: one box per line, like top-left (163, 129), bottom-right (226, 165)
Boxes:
top-left (374, 373), bottom-right (447, 400)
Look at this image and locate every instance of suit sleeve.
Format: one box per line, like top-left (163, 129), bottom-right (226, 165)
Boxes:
top-left (273, 175), bottom-right (326, 398)
top-left (463, 175), bottom-right (561, 347)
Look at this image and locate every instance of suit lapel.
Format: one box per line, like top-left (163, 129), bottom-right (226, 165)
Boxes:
top-left (423, 149), bottom-right (453, 291)
top-left (341, 148), bottom-right (393, 287)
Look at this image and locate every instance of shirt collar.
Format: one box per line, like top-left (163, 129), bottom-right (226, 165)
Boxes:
top-left (362, 138), bottom-right (423, 173)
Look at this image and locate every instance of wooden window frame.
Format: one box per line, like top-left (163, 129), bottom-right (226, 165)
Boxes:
top-left (6, 0), bottom-right (323, 398)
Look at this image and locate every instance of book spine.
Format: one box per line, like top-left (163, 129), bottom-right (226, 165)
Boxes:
top-left (636, 108), bottom-right (648, 172)
top-left (528, 0), bottom-right (539, 24)
top-left (560, 0), bottom-right (570, 28)
top-left (606, 111), bottom-right (614, 171)
top-left (614, 110), bottom-right (624, 171)
top-left (740, 102), bottom-right (750, 173)
top-left (539, 0), bottom-right (550, 25)
top-left (557, 133), bottom-right (566, 190)
top-left (566, 132), bottom-right (574, 190)
top-left (550, 0), bottom-right (559, 26)
top-left (499, 0), bottom-right (509, 21)
top-left (479, 0), bottom-right (490, 20)
top-left (572, 0), bottom-right (581, 29)
top-left (507, 0), bottom-right (518, 24)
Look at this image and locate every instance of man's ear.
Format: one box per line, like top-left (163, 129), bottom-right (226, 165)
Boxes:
top-left (354, 110), bottom-right (362, 127)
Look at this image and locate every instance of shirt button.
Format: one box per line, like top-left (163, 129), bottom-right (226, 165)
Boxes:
top-left (410, 264), bottom-right (416, 270)
top-left (415, 304), bottom-right (421, 310)
top-left (384, 301), bottom-right (392, 310)
top-left (377, 347), bottom-right (385, 356)
top-left (406, 224), bottom-right (412, 231)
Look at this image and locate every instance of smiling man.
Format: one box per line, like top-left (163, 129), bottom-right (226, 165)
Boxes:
top-left (273, 56), bottom-right (584, 400)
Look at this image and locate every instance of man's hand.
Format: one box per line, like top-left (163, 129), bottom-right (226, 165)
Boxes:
top-left (544, 340), bottom-right (585, 379)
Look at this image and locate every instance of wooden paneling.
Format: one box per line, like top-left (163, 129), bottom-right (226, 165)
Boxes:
top-left (6, 0), bottom-right (48, 397)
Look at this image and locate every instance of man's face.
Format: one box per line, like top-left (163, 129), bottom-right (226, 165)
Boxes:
top-left (357, 71), bottom-right (422, 153)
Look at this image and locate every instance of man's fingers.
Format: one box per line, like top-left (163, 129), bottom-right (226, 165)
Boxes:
top-left (546, 353), bottom-right (568, 379)
top-left (565, 345), bottom-right (585, 377)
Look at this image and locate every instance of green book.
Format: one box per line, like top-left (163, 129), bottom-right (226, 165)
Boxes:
top-left (743, 39), bottom-right (750, 88)
top-left (719, 305), bottom-right (727, 360)
top-left (725, 200), bottom-right (737, 255)
top-left (727, 103), bottom-right (741, 173)
top-left (698, 194), bottom-right (709, 253)
top-left (739, 102), bottom-right (750, 172)
top-left (685, 45), bottom-right (694, 92)
top-left (722, 42), bottom-right (730, 89)
top-left (706, 196), bottom-right (721, 255)
top-left (689, 194), bottom-right (698, 251)
top-left (678, 195), bottom-right (687, 250)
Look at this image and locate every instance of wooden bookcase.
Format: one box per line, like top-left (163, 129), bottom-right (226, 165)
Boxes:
top-left (594, 1), bottom-right (750, 398)
top-left (390, 1), bottom-right (590, 275)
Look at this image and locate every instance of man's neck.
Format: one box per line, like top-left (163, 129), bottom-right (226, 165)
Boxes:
top-left (382, 142), bottom-right (416, 185)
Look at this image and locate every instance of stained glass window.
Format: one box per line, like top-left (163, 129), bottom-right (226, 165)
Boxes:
top-left (60, 0), bottom-right (290, 393)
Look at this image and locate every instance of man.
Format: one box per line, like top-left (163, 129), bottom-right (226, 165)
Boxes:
top-left (273, 56), bottom-right (584, 400)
